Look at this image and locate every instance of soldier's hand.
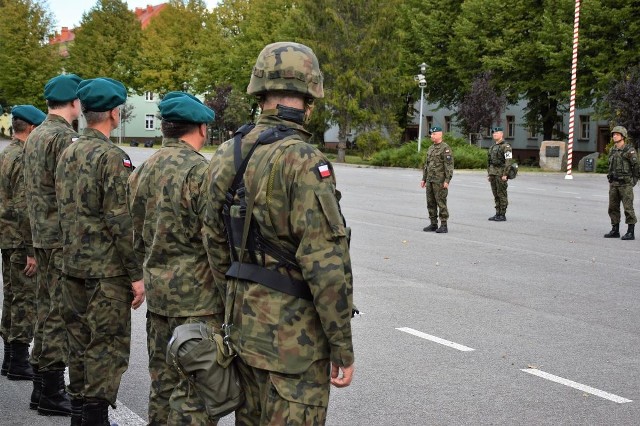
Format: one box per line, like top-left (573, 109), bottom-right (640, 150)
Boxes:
top-left (131, 279), bottom-right (145, 310)
top-left (330, 363), bottom-right (354, 388)
top-left (443, 182), bottom-right (449, 189)
top-left (23, 256), bottom-right (37, 277)
top-left (420, 180), bottom-right (426, 188)
top-left (487, 176), bottom-right (491, 182)
top-left (501, 175), bottom-right (507, 181)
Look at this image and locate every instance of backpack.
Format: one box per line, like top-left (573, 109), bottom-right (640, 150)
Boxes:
top-left (507, 163), bottom-right (518, 179)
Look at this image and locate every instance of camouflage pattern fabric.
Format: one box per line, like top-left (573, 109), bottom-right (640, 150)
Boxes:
top-left (202, 111), bottom-right (354, 420)
top-left (2, 249), bottom-right (36, 344)
top-left (487, 140), bottom-right (513, 177)
top-left (608, 185), bottom-right (636, 225)
top-left (1, 252), bottom-right (12, 340)
top-left (489, 176), bottom-right (509, 215)
top-left (423, 142), bottom-right (453, 224)
top-left (126, 138), bottom-right (224, 424)
top-left (607, 143), bottom-right (637, 224)
top-left (62, 274), bottom-right (132, 404)
top-left (425, 183), bottom-right (449, 223)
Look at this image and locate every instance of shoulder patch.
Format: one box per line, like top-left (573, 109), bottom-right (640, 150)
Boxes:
top-left (504, 151), bottom-right (513, 159)
top-left (317, 163), bottom-right (331, 178)
top-left (123, 158), bottom-right (132, 168)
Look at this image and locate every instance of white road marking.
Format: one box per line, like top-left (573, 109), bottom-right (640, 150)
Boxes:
top-left (521, 368), bottom-right (632, 404)
top-left (396, 327), bottom-right (475, 352)
top-left (527, 187), bottom-right (544, 191)
top-left (559, 191), bottom-right (579, 195)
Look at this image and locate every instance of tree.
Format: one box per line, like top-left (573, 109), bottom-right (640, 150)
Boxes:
top-left (0, 0), bottom-right (61, 109)
top-left (601, 67), bottom-right (640, 145)
top-left (66, 0), bottom-right (142, 89)
top-left (456, 72), bottom-right (506, 140)
top-left (204, 84), bottom-right (251, 144)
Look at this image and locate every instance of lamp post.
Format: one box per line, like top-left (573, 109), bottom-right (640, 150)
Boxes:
top-left (415, 63), bottom-right (427, 152)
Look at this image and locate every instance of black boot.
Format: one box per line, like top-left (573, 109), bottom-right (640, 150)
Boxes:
top-left (621, 224), bottom-right (635, 240)
top-left (423, 223), bottom-right (438, 232)
top-left (38, 370), bottom-right (72, 416)
top-left (30, 367), bottom-right (42, 410)
top-left (435, 224), bottom-right (448, 233)
top-left (1, 340), bottom-right (11, 376)
top-left (494, 214), bottom-right (506, 222)
top-left (604, 224), bottom-right (620, 238)
top-left (71, 398), bottom-right (84, 426)
top-left (7, 342), bottom-right (34, 380)
top-left (488, 212), bottom-right (499, 221)
top-left (81, 399), bottom-right (116, 426)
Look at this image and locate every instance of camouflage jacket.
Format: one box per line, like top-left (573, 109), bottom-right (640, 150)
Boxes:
top-left (423, 142), bottom-right (454, 183)
top-left (127, 138), bottom-right (223, 317)
top-left (0, 139), bottom-right (33, 254)
top-left (202, 111), bottom-right (355, 374)
top-left (23, 114), bottom-right (78, 249)
top-left (487, 140), bottom-right (513, 176)
top-left (608, 143), bottom-right (638, 185)
top-left (56, 128), bottom-right (142, 281)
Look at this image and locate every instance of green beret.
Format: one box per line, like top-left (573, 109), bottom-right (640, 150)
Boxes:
top-left (429, 125), bottom-right (443, 133)
top-left (492, 126), bottom-right (504, 132)
top-left (11, 105), bottom-right (46, 126)
top-left (77, 78), bottom-right (127, 112)
top-left (44, 74), bottom-right (83, 102)
top-left (158, 93), bottom-right (215, 124)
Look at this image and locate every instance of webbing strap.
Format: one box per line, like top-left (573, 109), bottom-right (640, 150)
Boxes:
top-left (226, 262), bottom-right (312, 301)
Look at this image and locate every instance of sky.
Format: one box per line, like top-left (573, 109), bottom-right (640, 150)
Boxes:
top-left (46, 0), bottom-right (219, 30)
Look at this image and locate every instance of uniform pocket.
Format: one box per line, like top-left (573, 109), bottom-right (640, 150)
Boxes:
top-left (99, 276), bottom-right (133, 304)
top-left (314, 190), bottom-right (346, 240)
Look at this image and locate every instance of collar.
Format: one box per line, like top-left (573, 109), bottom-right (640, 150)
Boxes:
top-left (46, 113), bottom-right (74, 128)
top-left (162, 137), bottom-right (200, 154)
top-left (256, 110), bottom-right (312, 140)
top-left (81, 127), bottom-right (112, 143)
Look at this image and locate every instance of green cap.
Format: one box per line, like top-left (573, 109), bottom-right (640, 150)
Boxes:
top-left (429, 125), bottom-right (443, 133)
top-left (158, 92), bottom-right (215, 124)
top-left (44, 74), bottom-right (83, 102)
top-left (76, 78), bottom-right (127, 112)
top-left (492, 126), bottom-right (504, 132)
top-left (11, 105), bottom-right (46, 126)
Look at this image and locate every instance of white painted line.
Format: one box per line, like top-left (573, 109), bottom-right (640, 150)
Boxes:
top-left (110, 402), bottom-right (147, 425)
top-left (521, 368), bottom-right (632, 404)
top-left (527, 187), bottom-right (544, 191)
top-left (559, 191), bottom-right (579, 195)
top-left (396, 327), bottom-right (475, 352)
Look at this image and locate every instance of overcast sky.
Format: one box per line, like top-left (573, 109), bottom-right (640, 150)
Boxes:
top-left (46, 0), bottom-right (219, 30)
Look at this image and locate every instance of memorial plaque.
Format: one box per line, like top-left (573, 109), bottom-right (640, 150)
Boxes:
top-left (546, 146), bottom-right (560, 157)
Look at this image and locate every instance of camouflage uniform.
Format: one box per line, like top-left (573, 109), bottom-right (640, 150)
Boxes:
top-left (487, 140), bottom-right (512, 216)
top-left (202, 112), bottom-right (355, 425)
top-left (127, 138), bottom-right (224, 425)
top-left (0, 139), bottom-right (36, 344)
top-left (423, 142), bottom-right (453, 225)
top-left (23, 114), bottom-right (75, 371)
top-left (56, 127), bottom-right (141, 405)
top-left (607, 143), bottom-right (638, 225)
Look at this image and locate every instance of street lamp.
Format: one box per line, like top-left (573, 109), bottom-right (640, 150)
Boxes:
top-left (415, 62), bottom-right (427, 152)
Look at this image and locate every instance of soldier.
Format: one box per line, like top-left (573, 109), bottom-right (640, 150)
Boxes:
top-left (0, 106), bottom-right (45, 382)
top-left (23, 73), bottom-right (82, 416)
top-left (126, 92), bottom-right (221, 425)
top-left (604, 125), bottom-right (638, 240)
top-left (487, 126), bottom-right (512, 221)
top-left (202, 41), bottom-right (355, 425)
top-left (420, 125), bottom-right (453, 233)
top-left (56, 77), bottom-right (145, 425)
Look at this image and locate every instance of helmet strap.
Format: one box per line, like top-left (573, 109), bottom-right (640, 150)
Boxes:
top-left (276, 104), bottom-right (305, 125)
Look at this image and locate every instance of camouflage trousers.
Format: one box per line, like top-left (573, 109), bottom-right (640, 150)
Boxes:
top-left (147, 311), bottom-right (222, 426)
top-left (1, 251), bottom-right (12, 341)
top-left (62, 274), bottom-right (132, 405)
top-left (489, 175), bottom-right (509, 214)
top-left (608, 183), bottom-right (637, 225)
top-left (1, 249), bottom-right (36, 344)
top-left (234, 357), bottom-right (330, 426)
top-left (425, 181), bottom-right (449, 224)
top-left (31, 248), bottom-right (68, 371)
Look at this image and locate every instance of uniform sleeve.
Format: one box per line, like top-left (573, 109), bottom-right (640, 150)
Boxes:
top-left (444, 146), bottom-right (453, 183)
top-left (289, 152), bottom-right (354, 368)
top-left (126, 169), bottom-right (146, 266)
top-left (13, 154), bottom-right (33, 256)
top-left (101, 150), bottom-right (142, 282)
top-left (502, 144), bottom-right (513, 176)
top-left (422, 149), bottom-right (428, 181)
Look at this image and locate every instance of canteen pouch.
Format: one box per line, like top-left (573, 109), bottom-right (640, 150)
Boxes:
top-left (167, 322), bottom-right (244, 420)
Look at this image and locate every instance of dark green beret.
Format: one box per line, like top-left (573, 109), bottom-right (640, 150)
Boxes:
top-left (429, 125), bottom-right (443, 133)
top-left (77, 78), bottom-right (127, 112)
top-left (492, 126), bottom-right (504, 132)
top-left (158, 93), bottom-right (215, 124)
top-left (44, 74), bottom-right (83, 102)
top-left (11, 105), bottom-right (46, 126)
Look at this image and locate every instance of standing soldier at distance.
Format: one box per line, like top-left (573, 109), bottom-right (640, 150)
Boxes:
top-left (127, 92), bottom-right (222, 425)
top-left (487, 126), bottom-right (512, 221)
top-left (0, 106), bottom-right (45, 382)
top-left (23, 74), bottom-right (82, 416)
top-left (56, 78), bottom-right (145, 425)
top-left (420, 125), bottom-right (453, 233)
top-left (604, 125), bottom-right (638, 240)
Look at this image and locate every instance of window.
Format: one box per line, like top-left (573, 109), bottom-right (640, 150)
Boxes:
top-left (145, 114), bottom-right (154, 130)
top-left (579, 115), bottom-right (590, 139)
top-left (506, 116), bottom-right (515, 138)
top-left (145, 91), bottom-right (154, 101)
top-left (426, 115), bottom-right (433, 132)
top-left (527, 125), bottom-right (538, 139)
top-left (444, 116), bottom-right (452, 133)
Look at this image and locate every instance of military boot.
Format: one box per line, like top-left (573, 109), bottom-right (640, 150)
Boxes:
top-left (488, 212), bottom-right (499, 221)
top-left (71, 398), bottom-right (84, 426)
top-left (435, 223), bottom-right (448, 233)
top-left (621, 224), bottom-right (635, 240)
top-left (494, 214), bottom-right (506, 222)
top-left (81, 399), bottom-right (117, 426)
top-left (7, 342), bottom-right (34, 380)
top-left (604, 224), bottom-right (620, 238)
top-left (1, 339), bottom-right (11, 376)
top-left (423, 223), bottom-right (438, 232)
top-left (30, 367), bottom-right (42, 410)
top-left (38, 370), bottom-right (72, 416)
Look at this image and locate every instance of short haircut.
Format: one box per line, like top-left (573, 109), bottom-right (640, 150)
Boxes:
top-left (83, 110), bottom-right (110, 125)
top-left (161, 120), bottom-right (200, 139)
top-left (47, 99), bottom-right (74, 110)
top-left (11, 118), bottom-right (29, 133)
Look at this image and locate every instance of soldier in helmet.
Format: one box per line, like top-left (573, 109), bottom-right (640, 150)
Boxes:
top-left (487, 126), bottom-right (512, 221)
top-left (202, 42), bottom-right (355, 424)
top-left (420, 125), bottom-right (453, 233)
top-left (604, 125), bottom-right (638, 240)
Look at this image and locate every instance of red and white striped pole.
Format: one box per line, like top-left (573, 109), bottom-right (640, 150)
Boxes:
top-left (565, 0), bottom-right (581, 180)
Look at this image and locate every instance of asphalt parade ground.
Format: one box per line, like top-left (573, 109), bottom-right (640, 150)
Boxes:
top-left (1, 142), bottom-right (638, 425)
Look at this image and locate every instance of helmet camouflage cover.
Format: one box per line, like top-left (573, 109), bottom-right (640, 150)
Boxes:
top-left (247, 42), bottom-right (324, 99)
top-left (611, 125), bottom-right (627, 138)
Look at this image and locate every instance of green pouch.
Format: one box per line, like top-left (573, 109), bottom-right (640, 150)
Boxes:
top-left (167, 322), bottom-right (244, 420)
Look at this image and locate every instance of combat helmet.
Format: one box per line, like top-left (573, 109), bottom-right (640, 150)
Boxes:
top-left (611, 125), bottom-right (627, 138)
top-left (247, 42), bottom-right (324, 99)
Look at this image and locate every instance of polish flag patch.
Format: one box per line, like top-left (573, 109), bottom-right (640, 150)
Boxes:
top-left (123, 158), bottom-right (132, 168)
top-left (318, 164), bottom-right (331, 178)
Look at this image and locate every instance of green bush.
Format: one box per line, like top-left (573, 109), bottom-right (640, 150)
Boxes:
top-left (596, 154), bottom-right (609, 173)
top-left (356, 130), bottom-right (389, 160)
top-left (370, 141), bottom-right (424, 168)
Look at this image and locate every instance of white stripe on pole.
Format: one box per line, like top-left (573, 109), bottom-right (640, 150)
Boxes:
top-left (565, 0), bottom-right (581, 180)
